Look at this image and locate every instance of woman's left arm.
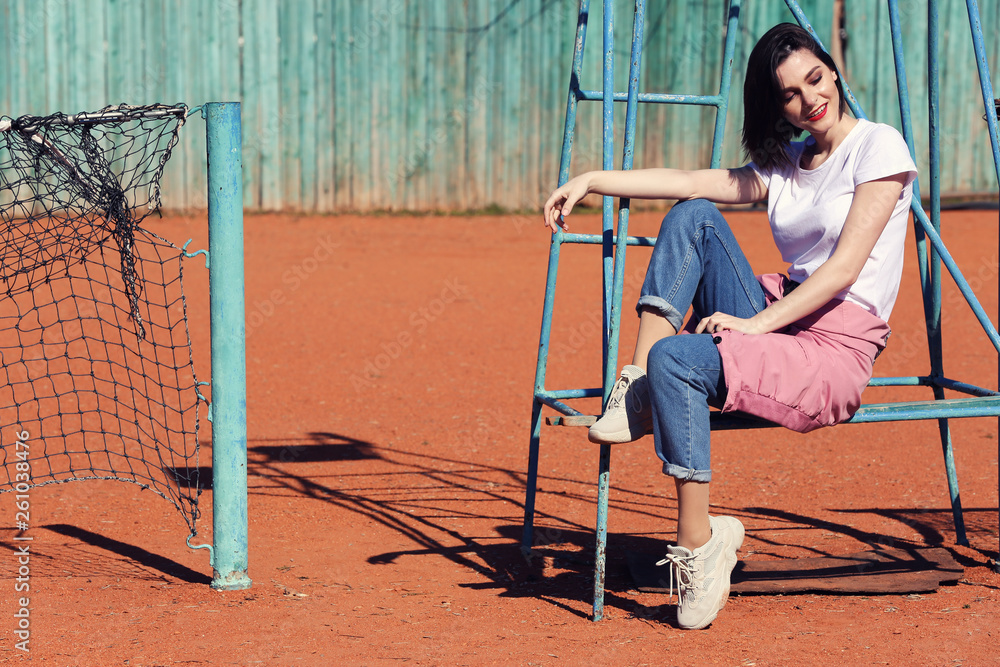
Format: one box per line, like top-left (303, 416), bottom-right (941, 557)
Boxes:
top-left (696, 173), bottom-right (909, 335)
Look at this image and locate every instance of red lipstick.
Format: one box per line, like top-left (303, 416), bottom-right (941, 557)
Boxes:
top-left (806, 104), bottom-right (828, 121)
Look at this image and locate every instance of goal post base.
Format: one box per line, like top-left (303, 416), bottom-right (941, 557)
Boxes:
top-left (211, 570), bottom-right (253, 591)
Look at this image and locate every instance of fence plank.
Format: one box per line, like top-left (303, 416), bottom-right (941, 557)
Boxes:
top-left (2, 0), bottom-right (997, 211)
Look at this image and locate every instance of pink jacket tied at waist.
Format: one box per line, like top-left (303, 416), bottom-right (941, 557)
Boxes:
top-left (713, 273), bottom-right (891, 433)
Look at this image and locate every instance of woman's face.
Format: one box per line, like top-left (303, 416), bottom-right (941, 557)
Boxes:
top-left (774, 49), bottom-right (841, 133)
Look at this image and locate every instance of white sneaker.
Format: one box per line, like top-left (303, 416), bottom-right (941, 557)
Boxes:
top-left (588, 365), bottom-right (652, 444)
top-left (656, 515), bottom-right (745, 630)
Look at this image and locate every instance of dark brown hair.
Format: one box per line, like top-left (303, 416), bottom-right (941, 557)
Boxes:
top-left (741, 23), bottom-right (847, 171)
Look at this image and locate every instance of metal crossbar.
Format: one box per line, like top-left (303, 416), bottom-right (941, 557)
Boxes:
top-left (0, 105), bottom-right (188, 133)
top-left (523, 0), bottom-right (1000, 622)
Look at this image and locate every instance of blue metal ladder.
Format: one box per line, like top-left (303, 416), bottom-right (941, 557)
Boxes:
top-left (523, 0), bottom-right (1000, 622)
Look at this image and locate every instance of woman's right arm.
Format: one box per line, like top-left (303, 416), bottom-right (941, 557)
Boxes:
top-left (543, 166), bottom-right (766, 232)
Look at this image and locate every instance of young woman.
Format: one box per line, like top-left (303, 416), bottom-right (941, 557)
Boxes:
top-left (542, 23), bottom-right (917, 630)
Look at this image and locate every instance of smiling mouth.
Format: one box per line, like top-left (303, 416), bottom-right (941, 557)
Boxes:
top-left (806, 104), bottom-right (828, 121)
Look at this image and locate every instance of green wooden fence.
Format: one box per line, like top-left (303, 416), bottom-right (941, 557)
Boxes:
top-left (1, 0), bottom-right (997, 212)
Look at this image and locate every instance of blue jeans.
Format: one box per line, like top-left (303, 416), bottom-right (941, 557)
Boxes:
top-left (638, 199), bottom-right (768, 482)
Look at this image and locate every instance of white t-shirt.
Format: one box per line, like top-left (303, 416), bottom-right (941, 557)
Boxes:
top-left (750, 119), bottom-right (918, 322)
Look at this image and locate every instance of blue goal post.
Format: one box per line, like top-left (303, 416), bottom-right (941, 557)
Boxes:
top-left (0, 101), bottom-right (250, 590)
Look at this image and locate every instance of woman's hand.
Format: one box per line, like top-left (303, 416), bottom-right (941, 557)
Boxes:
top-left (542, 173), bottom-right (593, 232)
top-left (695, 312), bottom-right (765, 335)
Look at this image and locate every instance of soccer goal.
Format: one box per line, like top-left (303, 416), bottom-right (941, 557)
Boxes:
top-left (0, 102), bottom-right (250, 590)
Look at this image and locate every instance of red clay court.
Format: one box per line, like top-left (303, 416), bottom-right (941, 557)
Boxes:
top-left (0, 206), bottom-right (997, 664)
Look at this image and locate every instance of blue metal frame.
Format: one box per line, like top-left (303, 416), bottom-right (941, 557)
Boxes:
top-left (204, 102), bottom-right (252, 591)
top-left (523, 0), bottom-right (743, 621)
top-left (524, 0), bottom-right (1000, 622)
top-left (965, 0), bottom-right (1000, 577)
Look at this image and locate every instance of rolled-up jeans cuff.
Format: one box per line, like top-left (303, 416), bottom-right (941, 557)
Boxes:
top-left (636, 296), bottom-right (685, 333)
top-left (662, 462), bottom-right (712, 483)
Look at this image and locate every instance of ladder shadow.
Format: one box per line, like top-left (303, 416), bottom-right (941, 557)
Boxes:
top-left (239, 434), bottom-right (999, 617)
top-left (242, 432), bottom-right (682, 617)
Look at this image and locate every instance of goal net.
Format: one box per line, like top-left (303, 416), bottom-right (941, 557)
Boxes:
top-left (0, 104), bottom-right (204, 534)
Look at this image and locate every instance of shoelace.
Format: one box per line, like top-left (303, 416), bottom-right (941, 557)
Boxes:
top-left (655, 552), bottom-right (699, 606)
top-left (605, 375), bottom-right (633, 410)
top-left (606, 375), bottom-right (645, 412)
